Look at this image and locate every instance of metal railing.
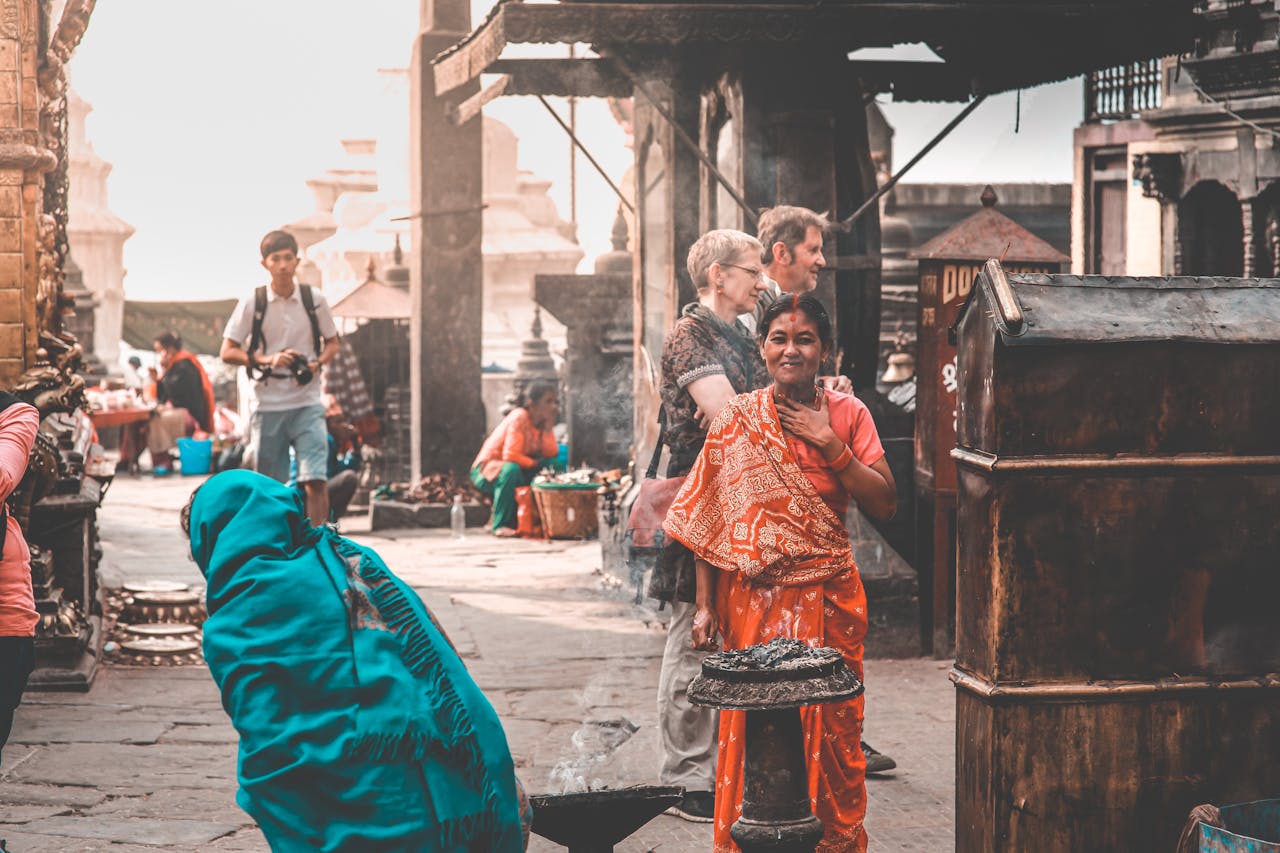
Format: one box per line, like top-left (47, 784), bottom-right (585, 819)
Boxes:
top-left (1085, 59), bottom-right (1163, 122)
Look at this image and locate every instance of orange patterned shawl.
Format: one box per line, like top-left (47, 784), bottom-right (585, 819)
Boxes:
top-left (663, 388), bottom-right (853, 586)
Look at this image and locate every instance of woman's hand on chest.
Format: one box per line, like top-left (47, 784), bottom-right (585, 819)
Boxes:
top-left (775, 389), bottom-right (841, 456)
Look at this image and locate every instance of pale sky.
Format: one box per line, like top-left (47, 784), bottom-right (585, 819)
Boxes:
top-left (68, 2), bottom-right (1081, 304)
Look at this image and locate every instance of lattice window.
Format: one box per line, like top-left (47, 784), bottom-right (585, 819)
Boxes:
top-left (1086, 59), bottom-right (1164, 122)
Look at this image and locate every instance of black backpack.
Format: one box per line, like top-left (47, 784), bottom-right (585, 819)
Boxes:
top-left (245, 284), bottom-right (323, 380)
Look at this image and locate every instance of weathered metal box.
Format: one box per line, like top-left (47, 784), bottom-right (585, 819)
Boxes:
top-left (951, 261), bottom-right (1280, 852)
top-left (908, 187), bottom-right (1067, 654)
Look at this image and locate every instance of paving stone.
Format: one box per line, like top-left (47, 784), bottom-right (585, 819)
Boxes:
top-left (499, 717), bottom-right (554, 766)
top-left (72, 667), bottom-right (223, 710)
top-left (204, 827), bottom-right (271, 852)
top-left (7, 742), bottom-right (239, 791)
top-left (82, 787), bottom-right (252, 824)
top-left (0, 831), bottom-right (166, 853)
top-left (0, 803), bottom-right (73, 822)
top-left (477, 657), bottom-right (657, 693)
top-left (20, 815), bottom-right (239, 846)
top-left (9, 718), bottom-right (170, 745)
top-left (0, 744), bottom-right (39, 779)
top-left (0, 782), bottom-right (106, 808)
top-left (157, 722), bottom-right (238, 744)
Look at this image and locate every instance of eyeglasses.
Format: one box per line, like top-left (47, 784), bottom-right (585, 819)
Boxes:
top-left (720, 262), bottom-right (766, 281)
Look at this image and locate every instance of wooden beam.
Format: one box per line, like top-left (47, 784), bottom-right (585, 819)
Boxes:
top-left (448, 75), bottom-right (509, 126)
top-left (849, 60), bottom-right (976, 103)
top-left (432, 1), bottom-right (1196, 95)
top-left (490, 59), bottom-right (632, 98)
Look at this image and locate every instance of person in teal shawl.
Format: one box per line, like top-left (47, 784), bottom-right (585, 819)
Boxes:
top-left (186, 469), bottom-right (527, 852)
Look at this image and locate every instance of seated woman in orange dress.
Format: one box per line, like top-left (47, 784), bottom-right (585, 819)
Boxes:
top-left (663, 293), bottom-right (897, 853)
top-left (469, 382), bottom-right (560, 537)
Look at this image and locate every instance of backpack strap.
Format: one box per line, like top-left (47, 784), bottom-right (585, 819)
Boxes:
top-left (245, 286), bottom-right (269, 379)
top-left (298, 284), bottom-right (323, 359)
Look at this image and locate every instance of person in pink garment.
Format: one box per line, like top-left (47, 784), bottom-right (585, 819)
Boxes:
top-left (0, 390), bottom-right (39, 766)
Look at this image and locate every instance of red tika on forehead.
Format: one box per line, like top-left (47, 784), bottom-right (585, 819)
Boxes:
top-left (789, 292), bottom-right (799, 322)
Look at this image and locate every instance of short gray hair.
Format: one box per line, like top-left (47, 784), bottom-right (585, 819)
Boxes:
top-left (686, 229), bottom-right (764, 293)
top-left (757, 205), bottom-right (829, 264)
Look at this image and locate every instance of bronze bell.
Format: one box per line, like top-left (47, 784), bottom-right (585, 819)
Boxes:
top-left (881, 351), bottom-right (915, 384)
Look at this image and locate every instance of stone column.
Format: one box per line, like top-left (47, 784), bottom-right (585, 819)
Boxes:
top-left (409, 0), bottom-right (483, 477)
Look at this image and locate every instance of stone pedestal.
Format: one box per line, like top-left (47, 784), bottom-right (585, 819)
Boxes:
top-left (535, 273), bottom-right (632, 470)
top-left (368, 499), bottom-right (488, 532)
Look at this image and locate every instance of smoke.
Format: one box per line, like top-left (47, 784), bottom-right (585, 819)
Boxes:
top-left (546, 675), bottom-right (640, 794)
top-left (562, 356), bottom-right (635, 459)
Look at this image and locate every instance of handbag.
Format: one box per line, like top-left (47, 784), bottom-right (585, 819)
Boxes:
top-left (624, 410), bottom-right (686, 557)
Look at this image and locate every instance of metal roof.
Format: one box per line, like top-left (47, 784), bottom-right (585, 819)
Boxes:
top-left (330, 278), bottom-right (411, 321)
top-left (982, 273), bottom-right (1280, 346)
top-left (122, 299), bottom-right (238, 355)
top-left (908, 188), bottom-right (1070, 263)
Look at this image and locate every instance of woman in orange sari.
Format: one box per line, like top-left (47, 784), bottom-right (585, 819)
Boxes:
top-left (664, 293), bottom-right (897, 852)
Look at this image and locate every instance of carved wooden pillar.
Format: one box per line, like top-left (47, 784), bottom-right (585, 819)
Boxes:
top-left (409, 0), bottom-right (484, 477)
top-left (0, 0), bottom-right (54, 386)
top-left (741, 51), bottom-right (881, 390)
top-left (1162, 200), bottom-right (1179, 276)
top-left (1241, 197), bottom-right (1255, 278)
top-left (630, 61), bottom-right (701, 452)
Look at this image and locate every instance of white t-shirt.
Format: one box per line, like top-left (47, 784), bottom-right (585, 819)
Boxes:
top-left (224, 284), bottom-right (339, 412)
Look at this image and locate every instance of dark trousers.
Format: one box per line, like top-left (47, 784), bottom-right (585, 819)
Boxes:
top-left (0, 636), bottom-right (34, 765)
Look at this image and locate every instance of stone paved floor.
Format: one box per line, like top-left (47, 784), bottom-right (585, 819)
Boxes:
top-left (1, 474), bottom-right (954, 851)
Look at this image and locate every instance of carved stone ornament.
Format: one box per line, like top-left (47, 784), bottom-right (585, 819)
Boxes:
top-left (1132, 153), bottom-right (1181, 202)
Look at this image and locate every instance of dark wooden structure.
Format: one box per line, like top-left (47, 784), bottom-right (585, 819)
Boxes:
top-left (909, 188), bottom-right (1067, 655)
top-left (420, 0), bottom-right (1200, 479)
top-left (25, 411), bottom-right (106, 690)
top-left (952, 260), bottom-right (1280, 851)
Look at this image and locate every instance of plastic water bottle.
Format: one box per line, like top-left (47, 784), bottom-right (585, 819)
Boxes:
top-left (450, 494), bottom-right (466, 539)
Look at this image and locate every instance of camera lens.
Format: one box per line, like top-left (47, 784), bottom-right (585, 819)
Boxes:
top-left (291, 360), bottom-right (313, 386)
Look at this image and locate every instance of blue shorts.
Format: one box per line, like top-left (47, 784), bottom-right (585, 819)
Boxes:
top-left (250, 405), bottom-right (328, 484)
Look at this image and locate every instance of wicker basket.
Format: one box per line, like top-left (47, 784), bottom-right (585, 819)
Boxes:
top-left (531, 484), bottom-right (600, 539)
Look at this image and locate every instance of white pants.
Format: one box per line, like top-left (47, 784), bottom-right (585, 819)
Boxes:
top-left (656, 600), bottom-right (718, 791)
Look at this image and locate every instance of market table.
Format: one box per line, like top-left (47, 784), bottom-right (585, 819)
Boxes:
top-left (89, 407), bottom-right (151, 429)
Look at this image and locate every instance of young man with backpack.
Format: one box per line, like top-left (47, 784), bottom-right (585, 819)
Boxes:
top-left (221, 230), bottom-right (339, 526)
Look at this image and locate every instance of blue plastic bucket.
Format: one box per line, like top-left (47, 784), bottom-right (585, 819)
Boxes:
top-left (176, 437), bottom-right (213, 476)
top-left (1201, 799), bottom-right (1280, 851)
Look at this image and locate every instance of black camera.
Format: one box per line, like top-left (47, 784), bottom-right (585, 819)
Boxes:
top-left (288, 354), bottom-right (313, 386)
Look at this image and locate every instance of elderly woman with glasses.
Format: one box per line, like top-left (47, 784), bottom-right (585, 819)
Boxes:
top-left (650, 228), bottom-right (770, 822)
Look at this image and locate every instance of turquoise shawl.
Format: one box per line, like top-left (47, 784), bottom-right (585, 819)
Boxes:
top-left (190, 470), bottom-right (523, 852)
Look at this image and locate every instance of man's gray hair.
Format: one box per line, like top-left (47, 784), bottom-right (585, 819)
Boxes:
top-left (686, 229), bottom-right (764, 293)
top-left (757, 205), bottom-right (829, 264)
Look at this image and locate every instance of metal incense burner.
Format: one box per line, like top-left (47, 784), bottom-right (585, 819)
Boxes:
top-left (689, 638), bottom-right (863, 853)
top-left (529, 785), bottom-right (683, 853)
